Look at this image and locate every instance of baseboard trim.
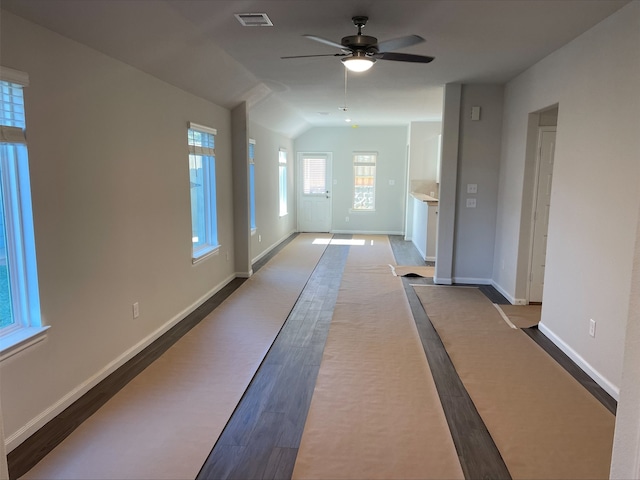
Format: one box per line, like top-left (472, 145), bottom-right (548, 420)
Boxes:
top-left (434, 276), bottom-right (452, 285)
top-left (490, 280), bottom-right (527, 305)
top-left (331, 230), bottom-right (404, 235)
top-left (538, 322), bottom-right (620, 401)
top-left (453, 277), bottom-right (491, 285)
top-left (251, 230), bottom-right (296, 265)
top-left (5, 272), bottom-right (237, 452)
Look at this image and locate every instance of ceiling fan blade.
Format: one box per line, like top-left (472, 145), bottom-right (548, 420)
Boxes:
top-left (374, 35), bottom-right (425, 53)
top-left (303, 34), bottom-right (347, 50)
top-left (281, 53), bottom-right (347, 59)
top-left (375, 52), bottom-right (434, 63)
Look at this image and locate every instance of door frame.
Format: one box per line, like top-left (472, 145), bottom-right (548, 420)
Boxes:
top-left (526, 125), bottom-right (556, 303)
top-left (296, 152), bottom-right (333, 233)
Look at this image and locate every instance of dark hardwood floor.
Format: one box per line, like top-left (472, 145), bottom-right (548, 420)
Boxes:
top-left (389, 235), bottom-right (512, 479)
top-left (388, 235), bottom-right (617, 474)
top-left (7, 234), bottom-right (298, 480)
top-left (197, 236), bottom-right (351, 479)
top-left (522, 326), bottom-right (617, 414)
top-left (10, 234), bottom-right (616, 480)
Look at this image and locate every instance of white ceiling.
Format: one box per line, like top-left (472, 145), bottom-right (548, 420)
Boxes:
top-left (1, 0), bottom-right (628, 136)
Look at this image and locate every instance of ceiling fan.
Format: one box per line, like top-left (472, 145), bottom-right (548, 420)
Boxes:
top-left (281, 16), bottom-right (435, 72)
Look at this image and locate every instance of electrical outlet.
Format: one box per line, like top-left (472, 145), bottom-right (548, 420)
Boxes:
top-left (467, 183), bottom-right (478, 194)
top-left (589, 319), bottom-right (596, 337)
top-left (345, 216), bottom-right (349, 222)
top-left (466, 198), bottom-right (477, 208)
top-left (258, 235), bottom-right (262, 242)
top-left (133, 302), bottom-right (139, 319)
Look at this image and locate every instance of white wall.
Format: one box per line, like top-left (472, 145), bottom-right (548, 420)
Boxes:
top-left (611, 205), bottom-right (640, 478)
top-left (453, 85), bottom-right (503, 283)
top-left (0, 12), bottom-right (237, 449)
top-left (493, 1), bottom-right (640, 395)
top-left (405, 122), bottom-right (441, 240)
top-left (408, 122), bottom-right (442, 193)
top-left (294, 126), bottom-right (408, 234)
top-left (248, 121), bottom-right (296, 262)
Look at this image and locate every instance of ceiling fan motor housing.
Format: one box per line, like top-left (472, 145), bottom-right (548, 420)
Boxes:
top-left (341, 35), bottom-right (378, 53)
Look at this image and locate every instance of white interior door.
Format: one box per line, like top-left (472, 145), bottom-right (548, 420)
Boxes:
top-left (297, 153), bottom-right (332, 232)
top-left (529, 127), bottom-right (556, 303)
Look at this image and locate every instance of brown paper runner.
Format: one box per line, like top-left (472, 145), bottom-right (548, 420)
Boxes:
top-left (23, 233), bottom-right (331, 480)
top-left (390, 265), bottom-right (435, 277)
top-left (293, 236), bottom-right (463, 480)
top-left (414, 285), bottom-right (615, 480)
top-left (495, 303), bottom-right (542, 328)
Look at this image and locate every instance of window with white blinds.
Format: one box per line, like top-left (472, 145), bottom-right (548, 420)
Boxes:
top-left (302, 156), bottom-right (327, 195)
top-left (353, 152), bottom-right (377, 211)
top-left (188, 122), bottom-right (219, 262)
top-left (0, 80), bottom-right (27, 144)
top-left (0, 68), bottom-right (46, 358)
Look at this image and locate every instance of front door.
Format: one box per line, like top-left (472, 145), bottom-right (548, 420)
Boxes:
top-left (529, 127), bottom-right (556, 303)
top-left (297, 153), bottom-right (332, 232)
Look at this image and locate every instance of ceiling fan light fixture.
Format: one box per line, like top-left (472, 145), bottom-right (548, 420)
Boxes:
top-left (342, 53), bottom-right (375, 72)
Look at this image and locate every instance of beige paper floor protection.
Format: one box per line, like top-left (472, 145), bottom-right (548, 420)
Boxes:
top-left (495, 303), bottom-right (542, 328)
top-left (414, 285), bottom-right (615, 480)
top-left (23, 233), bottom-right (331, 480)
top-left (390, 265), bottom-right (435, 278)
top-left (293, 236), bottom-right (463, 480)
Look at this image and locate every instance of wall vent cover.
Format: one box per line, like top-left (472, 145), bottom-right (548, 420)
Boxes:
top-left (235, 13), bottom-right (273, 27)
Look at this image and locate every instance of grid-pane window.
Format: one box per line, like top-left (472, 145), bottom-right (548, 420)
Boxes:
top-left (188, 124), bottom-right (218, 261)
top-left (249, 139), bottom-right (256, 231)
top-left (0, 73), bottom-right (43, 346)
top-left (353, 152), bottom-right (376, 211)
top-left (278, 149), bottom-right (287, 216)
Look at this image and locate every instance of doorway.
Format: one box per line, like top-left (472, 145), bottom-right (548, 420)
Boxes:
top-left (528, 126), bottom-right (556, 303)
top-left (297, 152), bottom-right (332, 232)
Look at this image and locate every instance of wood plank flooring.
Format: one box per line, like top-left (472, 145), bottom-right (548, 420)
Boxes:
top-left (197, 237), bottom-right (350, 479)
top-left (10, 233), bottom-right (617, 480)
top-left (7, 235), bottom-right (297, 480)
top-left (388, 235), bottom-right (616, 477)
top-left (388, 236), bottom-right (512, 479)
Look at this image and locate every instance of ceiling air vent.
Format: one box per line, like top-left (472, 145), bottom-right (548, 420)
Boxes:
top-left (235, 13), bottom-right (273, 27)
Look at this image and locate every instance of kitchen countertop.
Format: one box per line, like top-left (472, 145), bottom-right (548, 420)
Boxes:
top-left (411, 193), bottom-right (439, 205)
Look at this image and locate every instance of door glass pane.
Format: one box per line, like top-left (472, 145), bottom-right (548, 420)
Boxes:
top-left (303, 157), bottom-right (326, 195)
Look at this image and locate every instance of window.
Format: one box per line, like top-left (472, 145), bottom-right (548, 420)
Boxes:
top-left (0, 67), bottom-right (46, 359)
top-left (352, 152), bottom-right (377, 211)
top-left (302, 156), bottom-right (327, 195)
top-left (278, 148), bottom-right (288, 217)
top-left (249, 139), bottom-right (256, 233)
top-left (188, 123), bottom-right (218, 262)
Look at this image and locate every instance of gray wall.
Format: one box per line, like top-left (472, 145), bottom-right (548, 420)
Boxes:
top-left (453, 85), bottom-right (503, 283)
top-left (0, 11), bottom-right (237, 449)
top-left (494, 2), bottom-right (639, 397)
top-left (295, 126), bottom-right (408, 234)
top-left (248, 121), bottom-right (296, 262)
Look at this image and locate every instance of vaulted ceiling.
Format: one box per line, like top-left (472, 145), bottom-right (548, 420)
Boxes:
top-left (1, 0), bottom-right (628, 136)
